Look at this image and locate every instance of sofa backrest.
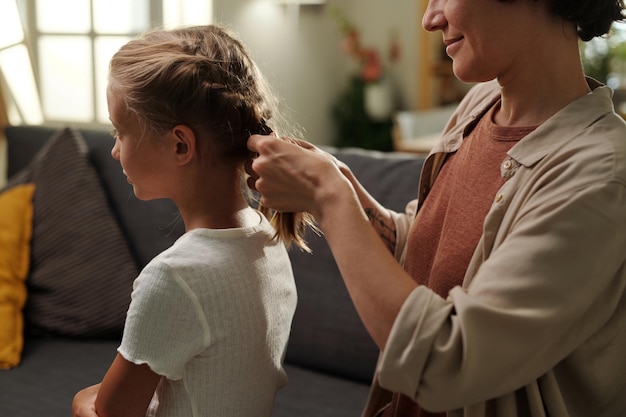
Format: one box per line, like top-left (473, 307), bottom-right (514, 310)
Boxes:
top-left (5, 125), bottom-right (426, 384)
top-left (5, 125), bottom-right (184, 267)
top-left (285, 147), bottom-right (424, 383)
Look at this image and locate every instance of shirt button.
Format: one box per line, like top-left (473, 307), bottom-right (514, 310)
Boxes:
top-left (495, 193), bottom-right (503, 203)
top-left (502, 159), bottom-right (513, 170)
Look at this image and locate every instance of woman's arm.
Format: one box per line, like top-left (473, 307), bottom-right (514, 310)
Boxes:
top-left (247, 135), bottom-right (417, 347)
top-left (73, 354), bottom-right (161, 417)
top-left (247, 138), bottom-right (399, 253)
top-left (335, 159), bottom-right (398, 253)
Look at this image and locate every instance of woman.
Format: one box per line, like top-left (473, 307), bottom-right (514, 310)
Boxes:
top-left (247, 0), bottom-right (626, 415)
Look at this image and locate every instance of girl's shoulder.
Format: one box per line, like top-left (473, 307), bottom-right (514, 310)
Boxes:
top-left (141, 214), bottom-right (289, 281)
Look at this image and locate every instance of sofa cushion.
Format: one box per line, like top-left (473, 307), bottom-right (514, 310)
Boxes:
top-left (272, 364), bottom-right (371, 417)
top-left (5, 125), bottom-right (185, 268)
top-left (13, 128), bottom-right (139, 337)
top-left (0, 183), bottom-right (35, 368)
top-left (0, 337), bottom-right (370, 417)
top-left (0, 337), bottom-right (119, 417)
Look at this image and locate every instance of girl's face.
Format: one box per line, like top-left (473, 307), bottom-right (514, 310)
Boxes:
top-left (422, 0), bottom-right (546, 83)
top-left (107, 84), bottom-right (175, 201)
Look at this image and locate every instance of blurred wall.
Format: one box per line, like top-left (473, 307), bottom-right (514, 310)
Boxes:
top-left (212, 0), bottom-right (420, 145)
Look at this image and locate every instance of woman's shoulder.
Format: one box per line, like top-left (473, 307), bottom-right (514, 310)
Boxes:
top-left (559, 87), bottom-right (626, 182)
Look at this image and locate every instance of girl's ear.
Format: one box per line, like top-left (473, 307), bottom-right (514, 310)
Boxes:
top-left (170, 125), bottom-right (196, 166)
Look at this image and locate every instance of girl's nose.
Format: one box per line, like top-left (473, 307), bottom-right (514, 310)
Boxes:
top-left (111, 140), bottom-right (120, 160)
top-left (422, 0), bottom-right (446, 32)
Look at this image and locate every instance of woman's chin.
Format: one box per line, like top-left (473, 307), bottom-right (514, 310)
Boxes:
top-left (452, 62), bottom-right (496, 85)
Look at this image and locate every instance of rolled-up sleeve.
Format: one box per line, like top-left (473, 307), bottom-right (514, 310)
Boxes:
top-left (392, 199), bottom-right (418, 263)
top-left (378, 175), bottom-right (626, 412)
top-left (377, 287), bottom-right (454, 410)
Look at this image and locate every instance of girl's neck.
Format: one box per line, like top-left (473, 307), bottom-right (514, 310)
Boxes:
top-left (182, 203), bottom-right (257, 232)
top-left (175, 166), bottom-right (256, 231)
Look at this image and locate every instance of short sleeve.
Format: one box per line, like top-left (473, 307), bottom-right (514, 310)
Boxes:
top-left (118, 261), bottom-right (211, 380)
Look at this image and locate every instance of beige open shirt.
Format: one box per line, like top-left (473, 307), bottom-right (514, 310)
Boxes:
top-left (366, 80), bottom-right (626, 417)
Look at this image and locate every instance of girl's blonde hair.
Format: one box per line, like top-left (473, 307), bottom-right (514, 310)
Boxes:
top-left (109, 24), bottom-right (316, 251)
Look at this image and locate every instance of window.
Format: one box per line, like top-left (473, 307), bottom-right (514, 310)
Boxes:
top-left (1, 0), bottom-right (212, 126)
top-left (0, 0), bottom-right (43, 124)
top-left (581, 22), bottom-right (626, 89)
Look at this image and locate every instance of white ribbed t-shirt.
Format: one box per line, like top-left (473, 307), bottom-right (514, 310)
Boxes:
top-left (118, 213), bottom-right (297, 417)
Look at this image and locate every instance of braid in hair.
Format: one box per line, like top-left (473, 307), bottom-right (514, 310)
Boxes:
top-left (109, 24), bottom-right (316, 251)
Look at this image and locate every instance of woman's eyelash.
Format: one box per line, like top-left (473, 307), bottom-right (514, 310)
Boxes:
top-left (110, 128), bottom-right (119, 138)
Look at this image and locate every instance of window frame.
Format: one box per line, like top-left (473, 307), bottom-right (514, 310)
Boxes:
top-left (20, 0), bottom-right (163, 127)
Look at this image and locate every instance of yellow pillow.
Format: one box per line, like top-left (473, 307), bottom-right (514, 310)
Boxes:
top-left (0, 183), bottom-right (35, 369)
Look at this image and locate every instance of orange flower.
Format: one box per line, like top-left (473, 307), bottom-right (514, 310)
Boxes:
top-left (332, 6), bottom-right (400, 83)
top-left (389, 32), bottom-right (401, 63)
top-left (341, 29), bottom-right (361, 58)
top-left (361, 49), bottom-right (383, 82)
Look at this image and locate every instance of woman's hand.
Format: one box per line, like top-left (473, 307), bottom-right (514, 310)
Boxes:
top-left (72, 384), bottom-right (100, 417)
top-left (246, 134), bottom-right (352, 221)
top-left (286, 137), bottom-right (353, 176)
top-left (248, 134), bottom-right (415, 349)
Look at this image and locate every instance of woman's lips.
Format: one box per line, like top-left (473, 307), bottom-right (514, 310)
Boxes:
top-left (444, 36), bottom-right (463, 56)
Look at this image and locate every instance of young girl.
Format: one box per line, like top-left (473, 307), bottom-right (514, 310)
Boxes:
top-left (72, 25), bottom-right (312, 417)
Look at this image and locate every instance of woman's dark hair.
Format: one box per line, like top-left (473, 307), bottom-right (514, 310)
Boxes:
top-left (500, 0), bottom-right (625, 41)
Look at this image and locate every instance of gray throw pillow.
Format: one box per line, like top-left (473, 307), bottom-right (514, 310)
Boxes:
top-left (19, 128), bottom-right (138, 337)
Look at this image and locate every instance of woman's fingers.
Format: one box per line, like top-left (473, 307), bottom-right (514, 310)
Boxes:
top-left (246, 174), bottom-right (258, 192)
top-left (244, 158), bottom-right (259, 182)
top-left (247, 134), bottom-right (316, 211)
top-left (246, 133), bottom-right (348, 217)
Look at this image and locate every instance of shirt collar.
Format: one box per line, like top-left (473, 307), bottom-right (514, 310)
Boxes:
top-left (435, 78), bottom-right (615, 166)
top-left (508, 80), bottom-right (615, 167)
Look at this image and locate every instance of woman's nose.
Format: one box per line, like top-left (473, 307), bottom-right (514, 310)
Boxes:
top-left (422, 0), bottom-right (446, 32)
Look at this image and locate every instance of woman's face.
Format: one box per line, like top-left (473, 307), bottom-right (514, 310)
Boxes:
top-left (422, 0), bottom-right (547, 83)
top-left (107, 84), bottom-right (175, 201)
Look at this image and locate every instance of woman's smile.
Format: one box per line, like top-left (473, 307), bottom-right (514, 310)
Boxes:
top-left (444, 36), bottom-right (464, 56)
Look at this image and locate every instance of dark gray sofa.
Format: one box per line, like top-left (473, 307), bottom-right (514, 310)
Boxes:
top-left (0, 125), bottom-right (425, 417)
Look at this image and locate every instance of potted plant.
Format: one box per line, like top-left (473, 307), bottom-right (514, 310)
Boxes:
top-left (330, 6), bottom-right (400, 151)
